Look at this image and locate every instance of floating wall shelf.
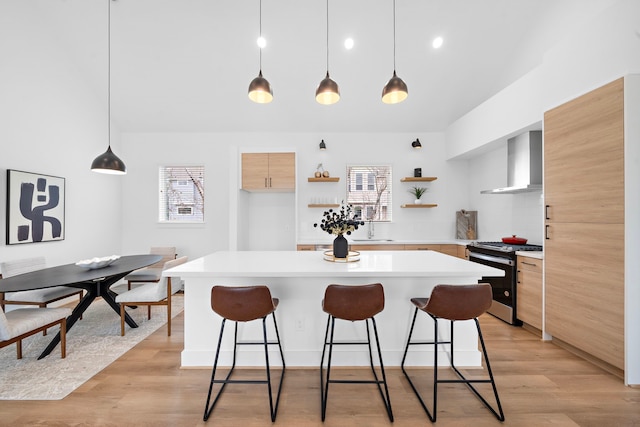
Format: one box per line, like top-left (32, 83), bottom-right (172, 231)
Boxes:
top-left (400, 177), bottom-right (437, 182)
top-left (308, 203), bottom-right (340, 208)
top-left (308, 177), bottom-right (340, 182)
top-left (401, 204), bottom-right (438, 208)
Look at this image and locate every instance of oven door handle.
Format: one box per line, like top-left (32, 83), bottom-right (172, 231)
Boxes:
top-left (469, 252), bottom-right (515, 266)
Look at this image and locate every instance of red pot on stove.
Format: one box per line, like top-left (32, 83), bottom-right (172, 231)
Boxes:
top-left (502, 235), bottom-right (528, 244)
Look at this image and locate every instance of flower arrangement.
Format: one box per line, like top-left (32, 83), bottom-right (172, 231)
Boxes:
top-left (409, 186), bottom-right (427, 199)
top-left (314, 202), bottom-right (364, 236)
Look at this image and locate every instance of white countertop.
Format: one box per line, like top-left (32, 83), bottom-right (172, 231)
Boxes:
top-left (165, 250), bottom-right (504, 278)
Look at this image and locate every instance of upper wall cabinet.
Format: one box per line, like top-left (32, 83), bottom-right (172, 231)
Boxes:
top-left (242, 152), bottom-right (295, 192)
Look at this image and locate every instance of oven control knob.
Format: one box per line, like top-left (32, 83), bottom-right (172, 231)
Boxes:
top-left (504, 290), bottom-right (510, 297)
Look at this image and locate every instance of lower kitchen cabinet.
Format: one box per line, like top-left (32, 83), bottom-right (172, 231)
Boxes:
top-left (516, 255), bottom-right (543, 331)
top-left (350, 244), bottom-right (406, 251)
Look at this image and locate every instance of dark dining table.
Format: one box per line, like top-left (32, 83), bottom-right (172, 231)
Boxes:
top-left (0, 254), bottom-right (162, 359)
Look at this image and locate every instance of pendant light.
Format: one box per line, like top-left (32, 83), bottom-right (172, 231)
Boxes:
top-left (248, 0), bottom-right (273, 103)
top-left (381, 0), bottom-right (408, 104)
top-left (92, 0), bottom-right (126, 175)
top-left (315, 0), bottom-right (340, 105)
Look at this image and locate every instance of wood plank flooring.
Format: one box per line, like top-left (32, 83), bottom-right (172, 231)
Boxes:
top-left (1, 298), bottom-right (639, 427)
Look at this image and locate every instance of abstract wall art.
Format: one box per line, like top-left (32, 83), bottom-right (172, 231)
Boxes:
top-left (6, 169), bottom-right (65, 245)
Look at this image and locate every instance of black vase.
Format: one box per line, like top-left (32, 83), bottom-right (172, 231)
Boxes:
top-left (333, 234), bottom-right (348, 258)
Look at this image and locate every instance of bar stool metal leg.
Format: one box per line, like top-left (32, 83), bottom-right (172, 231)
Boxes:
top-left (203, 313), bottom-right (285, 422)
top-left (401, 309), bottom-right (505, 422)
top-left (320, 314), bottom-right (394, 422)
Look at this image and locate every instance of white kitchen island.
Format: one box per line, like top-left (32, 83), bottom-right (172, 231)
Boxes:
top-left (165, 250), bottom-right (503, 368)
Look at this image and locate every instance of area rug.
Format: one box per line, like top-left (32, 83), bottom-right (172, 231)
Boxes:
top-left (0, 292), bottom-right (183, 400)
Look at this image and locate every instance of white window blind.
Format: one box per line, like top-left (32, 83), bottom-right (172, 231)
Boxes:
top-left (346, 165), bottom-right (392, 222)
top-left (159, 166), bottom-right (204, 223)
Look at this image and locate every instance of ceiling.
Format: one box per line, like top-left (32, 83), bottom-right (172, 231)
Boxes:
top-left (30, 0), bottom-right (615, 133)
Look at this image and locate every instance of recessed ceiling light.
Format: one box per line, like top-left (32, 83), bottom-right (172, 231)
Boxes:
top-left (432, 36), bottom-right (443, 49)
top-left (344, 38), bottom-right (354, 50)
top-left (257, 36), bottom-right (266, 48)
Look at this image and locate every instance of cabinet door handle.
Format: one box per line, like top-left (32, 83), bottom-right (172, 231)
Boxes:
top-left (522, 261), bottom-right (537, 267)
top-left (545, 205), bottom-right (550, 220)
top-left (545, 225), bottom-right (550, 240)
top-left (269, 177), bottom-right (272, 187)
top-left (264, 178), bottom-right (268, 188)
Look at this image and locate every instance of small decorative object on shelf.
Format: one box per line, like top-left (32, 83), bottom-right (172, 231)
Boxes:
top-left (414, 167), bottom-right (422, 177)
top-left (315, 163), bottom-right (325, 178)
top-left (409, 186), bottom-right (427, 204)
top-left (314, 201), bottom-right (364, 258)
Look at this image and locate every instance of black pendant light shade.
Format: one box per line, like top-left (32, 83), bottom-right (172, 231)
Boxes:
top-left (382, 70), bottom-right (408, 104)
top-left (92, 0), bottom-right (126, 175)
top-left (382, 0), bottom-right (408, 104)
top-left (316, 71), bottom-right (340, 105)
top-left (91, 146), bottom-right (126, 174)
top-left (248, 70), bottom-right (273, 103)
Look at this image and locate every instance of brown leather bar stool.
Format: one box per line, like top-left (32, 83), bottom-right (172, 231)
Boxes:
top-left (320, 283), bottom-right (393, 422)
top-left (203, 285), bottom-right (285, 423)
top-left (401, 283), bottom-right (504, 422)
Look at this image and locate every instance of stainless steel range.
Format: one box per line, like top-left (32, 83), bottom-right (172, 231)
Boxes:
top-left (466, 241), bottom-right (543, 325)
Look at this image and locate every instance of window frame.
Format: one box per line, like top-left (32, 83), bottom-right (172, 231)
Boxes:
top-left (345, 165), bottom-right (392, 222)
top-left (158, 165), bottom-right (205, 224)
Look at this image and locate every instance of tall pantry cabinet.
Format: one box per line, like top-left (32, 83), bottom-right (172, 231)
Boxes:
top-left (543, 78), bottom-right (624, 370)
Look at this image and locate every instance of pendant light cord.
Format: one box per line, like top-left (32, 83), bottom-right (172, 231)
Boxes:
top-left (326, 0), bottom-right (329, 73)
top-left (108, 0), bottom-right (111, 148)
top-left (392, 0), bottom-right (396, 72)
top-left (259, 0), bottom-right (263, 72)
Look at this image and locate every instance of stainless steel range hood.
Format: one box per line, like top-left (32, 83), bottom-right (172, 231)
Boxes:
top-left (481, 131), bottom-right (542, 194)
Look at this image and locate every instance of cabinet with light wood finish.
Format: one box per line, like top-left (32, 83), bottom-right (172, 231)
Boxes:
top-left (516, 256), bottom-right (543, 331)
top-left (350, 244), bottom-right (406, 251)
top-left (241, 152), bottom-right (295, 192)
top-left (543, 78), bottom-right (624, 370)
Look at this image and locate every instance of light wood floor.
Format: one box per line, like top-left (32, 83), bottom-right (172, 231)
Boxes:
top-left (1, 301), bottom-right (639, 427)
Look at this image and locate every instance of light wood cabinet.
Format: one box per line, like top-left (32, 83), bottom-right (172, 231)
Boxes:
top-left (296, 245), bottom-right (315, 251)
top-left (516, 256), bottom-right (543, 331)
top-left (241, 152), bottom-right (295, 192)
top-left (543, 78), bottom-right (624, 370)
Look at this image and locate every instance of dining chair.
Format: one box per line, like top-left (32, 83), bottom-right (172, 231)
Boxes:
top-left (0, 257), bottom-right (83, 331)
top-left (116, 256), bottom-right (187, 336)
top-left (0, 306), bottom-right (72, 359)
top-left (123, 247), bottom-right (176, 290)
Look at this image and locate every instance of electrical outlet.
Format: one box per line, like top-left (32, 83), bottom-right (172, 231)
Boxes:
top-left (295, 318), bottom-right (305, 332)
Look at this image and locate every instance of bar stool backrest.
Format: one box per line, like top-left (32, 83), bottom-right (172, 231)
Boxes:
top-left (323, 283), bottom-right (385, 321)
top-left (211, 285), bottom-right (276, 322)
top-left (425, 283), bottom-right (492, 321)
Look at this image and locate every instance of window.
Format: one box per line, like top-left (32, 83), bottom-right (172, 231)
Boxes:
top-left (346, 165), bottom-right (392, 222)
top-left (159, 166), bottom-right (204, 223)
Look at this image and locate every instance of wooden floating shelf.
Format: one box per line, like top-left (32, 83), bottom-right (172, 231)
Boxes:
top-left (308, 204), bottom-right (340, 208)
top-left (400, 177), bottom-right (437, 182)
top-left (308, 177), bottom-right (340, 182)
top-left (401, 204), bottom-right (438, 208)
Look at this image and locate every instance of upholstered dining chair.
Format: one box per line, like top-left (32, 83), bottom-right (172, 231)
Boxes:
top-left (0, 306), bottom-right (71, 359)
top-left (0, 257), bottom-right (83, 331)
top-left (116, 256), bottom-right (187, 336)
top-left (123, 247), bottom-right (177, 290)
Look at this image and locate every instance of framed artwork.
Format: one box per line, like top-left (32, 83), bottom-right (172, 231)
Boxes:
top-left (6, 169), bottom-right (65, 245)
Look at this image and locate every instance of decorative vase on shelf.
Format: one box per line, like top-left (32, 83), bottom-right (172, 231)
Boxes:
top-left (333, 234), bottom-right (348, 258)
top-left (414, 199), bottom-right (422, 205)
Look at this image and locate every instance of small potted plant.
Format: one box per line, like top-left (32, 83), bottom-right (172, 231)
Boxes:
top-left (409, 186), bottom-right (427, 204)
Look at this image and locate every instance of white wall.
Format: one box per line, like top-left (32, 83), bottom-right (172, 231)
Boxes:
top-left (120, 132), bottom-right (472, 255)
top-left (0, 1), bottom-right (122, 268)
top-left (465, 146), bottom-right (544, 243)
